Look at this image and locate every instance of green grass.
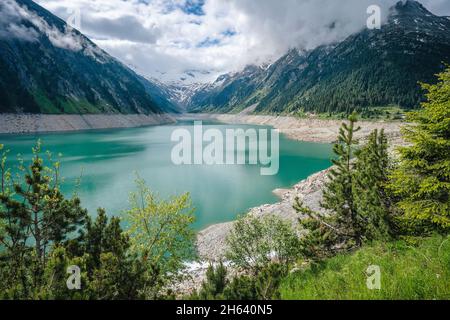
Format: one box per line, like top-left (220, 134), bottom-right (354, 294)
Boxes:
top-left (32, 90), bottom-right (111, 114)
top-left (280, 235), bottom-right (450, 300)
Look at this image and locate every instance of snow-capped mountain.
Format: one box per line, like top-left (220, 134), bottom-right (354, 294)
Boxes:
top-left (178, 0), bottom-right (450, 114)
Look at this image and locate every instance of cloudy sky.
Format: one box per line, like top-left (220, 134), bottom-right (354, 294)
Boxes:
top-left (33, 0), bottom-right (450, 84)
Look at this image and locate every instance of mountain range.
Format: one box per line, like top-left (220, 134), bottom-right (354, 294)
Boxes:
top-left (184, 0), bottom-right (450, 115)
top-left (0, 0), bottom-right (449, 116)
top-left (0, 0), bottom-right (176, 114)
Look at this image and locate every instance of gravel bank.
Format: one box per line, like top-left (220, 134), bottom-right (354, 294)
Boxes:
top-left (0, 113), bottom-right (175, 134)
top-left (176, 113), bottom-right (404, 145)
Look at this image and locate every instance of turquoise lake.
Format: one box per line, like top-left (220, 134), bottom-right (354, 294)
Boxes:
top-left (0, 121), bottom-right (333, 230)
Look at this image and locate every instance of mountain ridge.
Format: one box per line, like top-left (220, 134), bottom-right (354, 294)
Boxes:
top-left (183, 0), bottom-right (450, 115)
top-left (0, 0), bottom-right (177, 114)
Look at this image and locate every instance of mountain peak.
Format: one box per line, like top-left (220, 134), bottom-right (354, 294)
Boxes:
top-left (392, 0), bottom-right (432, 16)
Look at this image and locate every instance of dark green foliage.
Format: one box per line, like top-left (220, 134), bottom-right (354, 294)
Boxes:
top-left (195, 263), bottom-right (228, 300)
top-left (388, 66), bottom-right (450, 232)
top-left (192, 263), bottom-right (286, 301)
top-left (223, 276), bottom-right (257, 300)
top-left (66, 209), bottom-right (129, 270)
top-left (64, 209), bottom-right (147, 300)
top-left (295, 115), bottom-right (393, 259)
top-left (253, 264), bottom-right (285, 300)
top-left (353, 129), bottom-right (393, 240)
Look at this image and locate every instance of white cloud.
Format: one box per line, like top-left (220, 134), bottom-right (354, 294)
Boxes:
top-left (29, 0), bottom-right (450, 84)
top-left (0, 0), bottom-right (85, 50)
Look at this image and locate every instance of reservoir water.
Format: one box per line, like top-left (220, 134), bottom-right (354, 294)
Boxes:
top-left (0, 121), bottom-right (332, 230)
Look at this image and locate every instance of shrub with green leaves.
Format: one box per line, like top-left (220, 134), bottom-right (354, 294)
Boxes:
top-left (225, 214), bottom-right (301, 275)
top-left (122, 177), bottom-right (196, 299)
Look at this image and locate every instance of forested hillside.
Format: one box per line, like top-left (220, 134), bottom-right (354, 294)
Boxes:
top-left (188, 1), bottom-right (450, 115)
top-left (0, 0), bottom-right (176, 114)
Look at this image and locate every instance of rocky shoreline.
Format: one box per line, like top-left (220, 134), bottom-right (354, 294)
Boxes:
top-left (176, 113), bottom-right (404, 144)
top-left (0, 113), bottom-right (175, 134)
top-left (196, 167), bottom-right (331, 262)
top-left (175, 113), bottom-right (404, 295)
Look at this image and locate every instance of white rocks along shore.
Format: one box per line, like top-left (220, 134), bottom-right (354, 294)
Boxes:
top-left (0, 113), bottom-right (175, 134)
top-left (176, 113), bottom-right (404, 145)
top-left (196, 167), bottom-right (332, 261)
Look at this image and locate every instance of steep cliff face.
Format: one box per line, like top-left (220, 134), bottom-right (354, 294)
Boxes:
top-left (0, 0), bottom-right (176, 114)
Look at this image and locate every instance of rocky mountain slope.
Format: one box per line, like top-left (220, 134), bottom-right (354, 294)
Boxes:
top-left (0, 0), bottom-right (177, 114)
top-left (186, 0), bottom-right (450, 114)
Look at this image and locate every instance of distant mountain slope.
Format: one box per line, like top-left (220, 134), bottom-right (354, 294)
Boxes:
top-left (0, 0), bottom-right (176, 114)
top-left (187, 0), bottom-right (450, 114)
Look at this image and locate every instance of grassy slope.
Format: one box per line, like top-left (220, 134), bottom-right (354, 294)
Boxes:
top-left (280, 235), bottom-right (450, 300)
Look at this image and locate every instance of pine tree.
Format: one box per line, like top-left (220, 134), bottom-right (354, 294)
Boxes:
top-left (295, 114), bottom-right (393, 259)
top-left (353, 129), bottom-right (392, 240)
top-left (0, 141), bottom-right (87, 288)
top-left (254, 264), bottom-right (285, 300)
top-left (388, 67), bottom-right (450, 231)
top-left (321, 112), bottom-right (362, 246)
top-left (223, 276), bottom-right (257, 300)
top-left (198, 263), bottom-right (228, 300)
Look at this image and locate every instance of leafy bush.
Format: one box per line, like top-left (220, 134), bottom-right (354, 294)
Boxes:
top-left (122, 177), bottom-right (196, 299)
top-left (225, 214), bottom-right (302, 275)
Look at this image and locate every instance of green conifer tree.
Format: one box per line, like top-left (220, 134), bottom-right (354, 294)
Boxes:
top-left (388, 67), bottom-right (450, 231)
top-left (295, 115), bottom-right (393, 259)
top-left (321, 112), bottom-right (362, 246)
top-left (353, 129), bottom-right (392, 240)
top-left (198, 263), bottom-right (228, 300)
top-left (0, 141), bottom-right (87, 289)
